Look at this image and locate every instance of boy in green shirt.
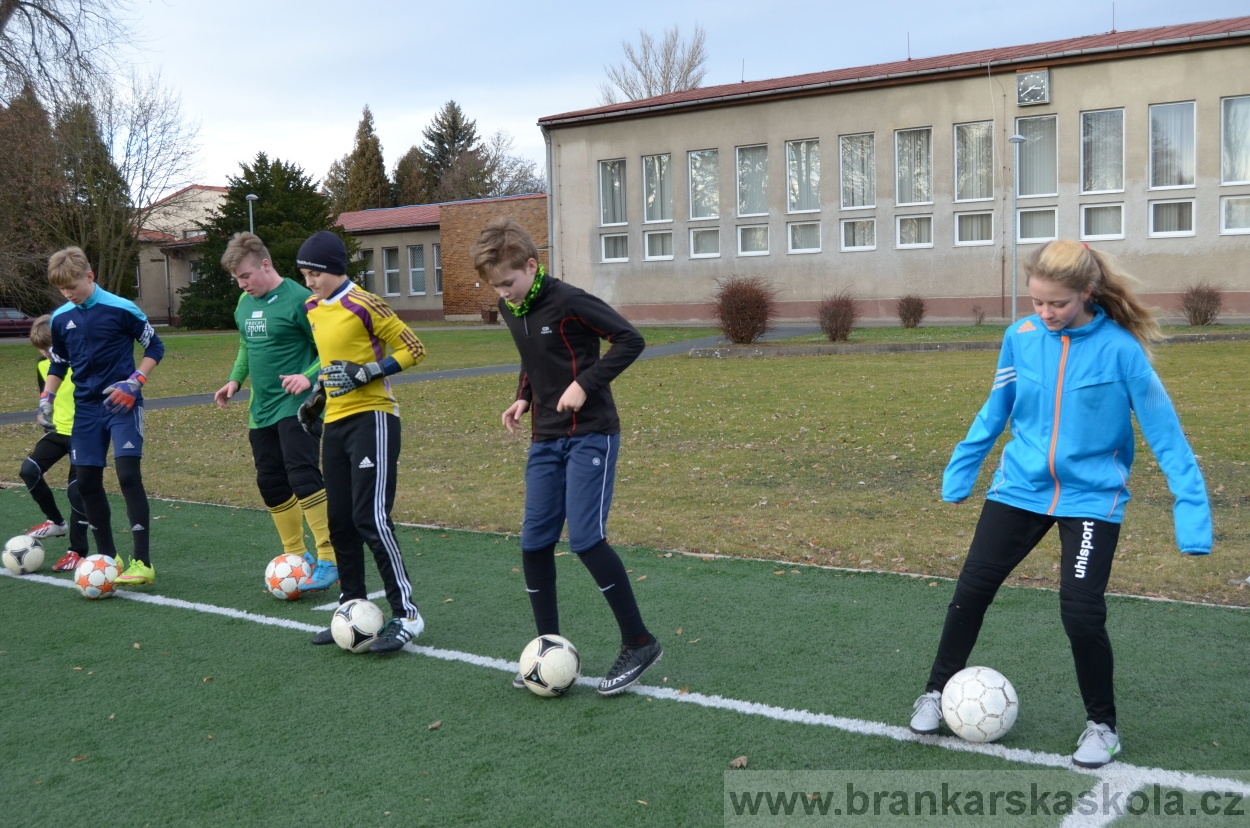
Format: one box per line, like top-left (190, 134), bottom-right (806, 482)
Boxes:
top-left (213, 232), bottom-right (336, 589)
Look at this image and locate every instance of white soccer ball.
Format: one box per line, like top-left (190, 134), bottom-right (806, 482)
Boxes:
top-left (3, 535), bottom-right (45, 574)
top-left (264, 554), bottom-right (311, 600)
top-left (331, 599), bottom-right (386, 653)
top-left (518, 635), bottom-right (581, 697)
top-left (74, 554), bottom-right (119, 599)
top-left (942, 666), bottom-right (1019, 743)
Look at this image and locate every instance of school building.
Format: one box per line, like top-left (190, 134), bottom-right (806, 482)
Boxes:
top-left (537, 16), bottom-right (1250, 322)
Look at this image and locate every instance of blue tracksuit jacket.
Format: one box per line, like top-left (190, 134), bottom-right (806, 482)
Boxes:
top-left (48, 285), bottom-right (165, 403)
top-left (942, 306), bottom-right (1211, 554)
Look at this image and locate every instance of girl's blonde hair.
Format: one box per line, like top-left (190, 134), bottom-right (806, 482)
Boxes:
top-left (1024, 239), bottom-right (1162, 356)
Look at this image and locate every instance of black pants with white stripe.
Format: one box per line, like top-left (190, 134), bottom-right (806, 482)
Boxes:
top-left (322, 411), bottom-right (418, 619)
top-left (925, 499), bottom-right (1120, 728)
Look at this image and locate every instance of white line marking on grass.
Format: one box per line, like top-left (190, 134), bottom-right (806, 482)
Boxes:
top-left (5, 569), bottom-right (1247, 827)
top-left (312, 591), bottom-right (386, 611)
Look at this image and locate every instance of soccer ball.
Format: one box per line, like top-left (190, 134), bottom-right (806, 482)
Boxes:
top-left (942, 666), bottom-right (1019, 743)
top-left (518, 635), bottom-right (581, 697)
top-left (74, 554), bottom-right (119, 599)
top-left (264, 554), bottom-right (311, 600)
top-left (3, 535), bottom-right (45, 574)
top-left (331, 599), bottom-right (385, 653)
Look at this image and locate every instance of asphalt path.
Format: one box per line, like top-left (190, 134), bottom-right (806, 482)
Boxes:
top-left (0, 326), bottom-right (818, 426)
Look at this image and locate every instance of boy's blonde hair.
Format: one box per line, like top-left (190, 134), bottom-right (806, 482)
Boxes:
top-left (1024, 239), bottom-right (1162, 356)
top-left (222, 232), bottom-right (272, 275)
top-left (30, 314), bottom-right (52, 350)
top-left (47, 247), bottom-right (92, 289)
top-left (471, 217), bottom-right (539, 277)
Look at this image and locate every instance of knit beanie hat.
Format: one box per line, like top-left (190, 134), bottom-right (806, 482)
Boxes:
top-left (296, 231), bottom-right (348, 276)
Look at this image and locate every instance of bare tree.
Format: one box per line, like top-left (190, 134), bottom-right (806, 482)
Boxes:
top-left (599, 24), bottom-right (708, 105)
top-left (0, 0), bottom-right (131, 104)
top-left (481, 130), bottom-right (546, 196)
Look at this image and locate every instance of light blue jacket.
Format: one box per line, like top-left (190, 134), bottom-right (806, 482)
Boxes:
top-left (942, 306), bottom-right (1212, 554)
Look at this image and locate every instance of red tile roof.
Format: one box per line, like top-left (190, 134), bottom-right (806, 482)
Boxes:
top-left (540, 16), bottom-right (1250, 126)
top-left (336, 193), bottom-right (546, 233)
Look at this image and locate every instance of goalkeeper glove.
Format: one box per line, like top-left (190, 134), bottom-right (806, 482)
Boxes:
top-left (321, 359), bottom-right (384, 398)
top-left (103, 371), bottom-right (145, 414)
top-left (298, 382), bottom-right (326, 438)
top-left (36, 392), bottom-right (55, 431)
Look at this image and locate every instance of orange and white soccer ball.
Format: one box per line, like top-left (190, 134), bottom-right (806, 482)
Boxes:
top-left (74, 554), bottom-right (119, 599)
top-left (264, 554), bottom-right (311, 600)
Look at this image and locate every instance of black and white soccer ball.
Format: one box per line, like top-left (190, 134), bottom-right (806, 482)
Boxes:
top-left (518, 635), bottom-right (581, 697)
top-left (942, 666), bottom-right (1019, 743)
top-left (3, 535), bottom-right (45, 575)
top-left (331, 599), bottom-right (385, 653)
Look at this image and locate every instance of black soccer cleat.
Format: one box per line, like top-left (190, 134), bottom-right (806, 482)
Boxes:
top-left (598, 638), bottom-right (663, 696)
top-left (311, 627), bottom-right (335, 645)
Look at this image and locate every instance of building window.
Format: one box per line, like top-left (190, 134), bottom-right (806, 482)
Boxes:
top-left (1221, 195), bottom-right (1250, 234)
top-left (736, 144), bottom-right (768, 216)
top-left (841, 218), bottom-right (875, 251)
top-left (359, 250), bottom-right (375, 293)
top-left (787, 221), bottom-right (820, 253)
top-left (1221, 96), bottom-right (1250, 185)
top-left (382, 247), bottom-right (400, 296)
top-left (1018, 208), bottom-right (1057, 243)
top-left (644, 230), bottom-right (673, 260)
top-left (599, 159), bottom-right (627, 225)
top-left (954, 122), bottom-right (993, 201)
top-left (689, 149), bottom-right (719, 219)
top-left (840, 133), bottom-right (875, 209)
top-left (1081, 109), bottom-right (1124, 193)
top-left (1081, 204), bottom-right (1124, 240)
top-left (133, 264), bottom-right (141, 298)
top-left (690, 227), bottom-right (720, 258)
top-left (786, 139), bottom-right (820, 213)
top-left (737, 224), bottom-right (768, 255)
top-left (1149, 199), bottom-right (1195, 237)
top-left (1017, 115), bottom-right (1057, 197)
top-left (432, 243), bottom-right (442, 293)
top-left (1149, 102), bottom-right (1195, 189)
top-left (601, 234), bottom-right (628, 262)
top-left (643, 153), bottom-right (672, 223)
top-left (954, 212), bottom-right (993, 246)
top-left (895, 127), bottom-right (932, 205)
top-left (896, 215), bottom-right (932, 248)
top-left (407, 245), bottom-right (425, 295)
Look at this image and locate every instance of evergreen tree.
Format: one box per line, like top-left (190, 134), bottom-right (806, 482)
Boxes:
top-left (416, 100), bottom-right (483, 197)
top-left (177, 152), bottom-right (354, 329)
top-left (391, 145), bottom-right (432, 206)
top-left (325, 105), bottom-right (391, 214)
top-left (0, 85), bottom-right (61, 311)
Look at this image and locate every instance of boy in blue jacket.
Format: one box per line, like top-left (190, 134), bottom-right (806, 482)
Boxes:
top-left (908, 240), bottom-right (1211, 768)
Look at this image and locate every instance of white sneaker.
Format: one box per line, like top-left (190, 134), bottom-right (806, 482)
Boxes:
top-left (910, 691), bottom-right (942, 734)
top-left (1073, 721), bottom-right (1121, 768)
top-left (28, 519), bottom-right (68, 539)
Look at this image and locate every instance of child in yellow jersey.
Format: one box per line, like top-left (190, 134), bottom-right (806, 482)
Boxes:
top-left (295, 231), bottom-right (428, 654)
top-left (23, 315), bottom-right (91, 570)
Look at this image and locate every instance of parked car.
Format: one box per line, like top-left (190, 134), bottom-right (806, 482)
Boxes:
top-left (0, 307), bottom-right (36, 338)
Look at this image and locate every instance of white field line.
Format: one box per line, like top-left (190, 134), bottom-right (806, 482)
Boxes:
top-left (4, 568), bottom-right (1247, 828)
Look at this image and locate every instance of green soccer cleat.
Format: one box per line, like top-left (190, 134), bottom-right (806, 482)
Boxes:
top-left (115, 558), bottom-right (155, 585)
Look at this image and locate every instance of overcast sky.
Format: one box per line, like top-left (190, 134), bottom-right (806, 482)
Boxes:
top-left (123, 0), bottom-right (1249, 195)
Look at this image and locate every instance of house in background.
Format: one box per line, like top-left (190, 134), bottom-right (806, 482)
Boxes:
top-left (538, 16), bottom-right (1250, 322)
top-left (134, 184), bottom-right (227, 324)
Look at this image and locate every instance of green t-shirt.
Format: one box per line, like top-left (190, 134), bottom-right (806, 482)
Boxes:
top-left (228, 278), bottom-right (319, 429)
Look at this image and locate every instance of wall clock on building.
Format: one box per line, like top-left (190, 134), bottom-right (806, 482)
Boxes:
top-left (1017, 69), bottom-right (1050, 105)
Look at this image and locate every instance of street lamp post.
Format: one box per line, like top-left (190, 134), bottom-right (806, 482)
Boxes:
top-left (245, 193), bottom-right (258, 234)
top-left (1007, 134), bottom-right (1026, 323)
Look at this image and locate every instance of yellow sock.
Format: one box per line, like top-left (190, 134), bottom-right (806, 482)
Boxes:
top-left (298, 490), bottom-right (336, 564)
top-left (268, 495), bottom-right (306, 556)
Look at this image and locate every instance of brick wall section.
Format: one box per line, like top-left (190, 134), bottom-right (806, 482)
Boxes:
top-left (439, 194), bottom-right (548, 318)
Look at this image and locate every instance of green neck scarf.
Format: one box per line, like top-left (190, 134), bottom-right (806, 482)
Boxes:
top-left (506, 263), bottom-right (545, 317)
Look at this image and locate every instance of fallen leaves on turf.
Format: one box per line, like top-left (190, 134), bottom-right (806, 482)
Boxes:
top-left (428, 721), bottom-right (442, 730)
top-left (71, 756), bottom-right (86, 762)
top-left (729, 756), bottom-right (748, 769)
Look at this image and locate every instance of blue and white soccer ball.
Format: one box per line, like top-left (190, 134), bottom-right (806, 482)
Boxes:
top-left (518, 635), bottom-right (581, 697)
top-left (3, 535), bottom-right (45, 575)
top-left (942, 666), bottom-right (1019, 743)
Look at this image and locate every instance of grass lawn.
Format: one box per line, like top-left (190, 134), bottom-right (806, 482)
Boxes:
top-left (773, 322), bottom-right (1250, 345)
top-left (0, 328), bottom-right (1244, 606)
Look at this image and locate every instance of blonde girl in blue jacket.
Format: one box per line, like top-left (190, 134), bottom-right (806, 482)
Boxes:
top-left (908, 239), bottom-right (1212, 768)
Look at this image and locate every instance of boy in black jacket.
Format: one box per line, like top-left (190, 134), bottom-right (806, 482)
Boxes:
top-left (472, 218), bottom-right (661, 695)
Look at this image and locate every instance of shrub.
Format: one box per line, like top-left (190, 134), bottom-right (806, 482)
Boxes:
top-left (896, 294), bottom-right (926, 329)
top-left (714, 274), bottom-right (777, 344)
top-left (1181, 282), bottom-right (1223, 327)
top-left (970, 304), bottom-right (986, 326)
top-left (817, 289), bottom-right (859, 342)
